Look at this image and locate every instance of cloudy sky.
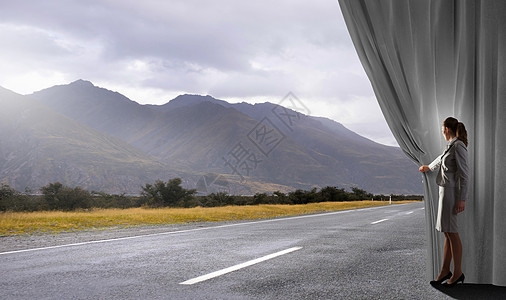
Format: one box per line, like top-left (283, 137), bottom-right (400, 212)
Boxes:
top-left (0, 0), bottom-right (397, 146)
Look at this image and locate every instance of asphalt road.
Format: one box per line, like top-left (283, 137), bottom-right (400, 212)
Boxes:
top-left (1, 202), bottom-right (502, 299)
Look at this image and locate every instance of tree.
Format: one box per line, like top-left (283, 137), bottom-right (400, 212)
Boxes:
top-left (141, 178), bottom-right (196, 207)
top-left (41, 182), bottom-right (91, 211)
top-left (209, 192), bottom-right (234, 206)
top-left (253, 193), bottom-right (268, 205)
top-left (41, 182), bottom-right (64, 210)
top-left (351, 187), bottom-right (372, 201)
top-left (0, 184), bottom-right (17, 211)
top-left (272, 191), bottom-right (290, 204)
top-left (288, 189), bottom-right (309, 204)
top-left (320, 186), bottom-right (349, 202)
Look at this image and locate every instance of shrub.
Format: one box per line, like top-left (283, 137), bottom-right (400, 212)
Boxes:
top-left (41, 182), bottom-right (92, 211)
top-left (141, 178), bottom-right (197, 208)
top-left (0, 184), bottom-right (17, 211)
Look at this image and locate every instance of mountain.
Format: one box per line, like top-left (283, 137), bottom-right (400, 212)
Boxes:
top-left (0, 86), bottom-right (179, 194)
top-left (28, 80), bottom-right (423, 195)
top-left (28, 80), bottom-right (158, 144)
top-left (141, 94), bottom-right (421, 194)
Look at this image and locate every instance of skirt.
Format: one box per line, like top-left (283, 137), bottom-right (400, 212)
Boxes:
top-left (436, 186), bottom-right (459, 232)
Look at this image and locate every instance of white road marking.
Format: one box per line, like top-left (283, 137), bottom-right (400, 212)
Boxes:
top-left (0, 202), bottom-right (419, 256)
top-left (371, 219), bottom-right (389, 224)
top-left (179, 247), bottom-right (302, 285)
top-left (406, 211), bottom-right (414, 215)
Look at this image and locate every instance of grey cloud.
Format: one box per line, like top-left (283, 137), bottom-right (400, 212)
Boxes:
top-left (0, 24), bottom-right (72, 71)
top-left (0, 0), bottom-right (350, 72)
top-left (0, 0), bottom-right (396, 145)
top-left (209, 70), bottom-right (295, 99)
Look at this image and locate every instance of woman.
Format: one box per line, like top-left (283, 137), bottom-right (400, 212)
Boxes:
top-left (419, 117), bottom-right (469, 287)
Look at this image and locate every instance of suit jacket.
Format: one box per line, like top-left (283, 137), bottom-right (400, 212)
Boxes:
top-left (429, 137), bottom-right (469, 201)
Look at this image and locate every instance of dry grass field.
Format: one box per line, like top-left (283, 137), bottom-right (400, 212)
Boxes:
top-left (0, 201), bottom-right (419, 236)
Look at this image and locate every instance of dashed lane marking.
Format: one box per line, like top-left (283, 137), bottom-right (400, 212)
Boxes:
top-left (371, 218), bottom-right (389, 224)
top-left (179, 247), bottom-right (303, 285)
top-left (0, 203), bottom-right (420, 256)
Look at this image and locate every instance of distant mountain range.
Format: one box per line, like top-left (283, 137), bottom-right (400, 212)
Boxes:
top-left (0, 80), bottom-right (423, 195)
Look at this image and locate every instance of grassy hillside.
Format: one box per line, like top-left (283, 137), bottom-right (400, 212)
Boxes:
top-left (0, 87), bottom-right (173, 193)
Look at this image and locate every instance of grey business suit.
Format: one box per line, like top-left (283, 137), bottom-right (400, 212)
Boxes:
top-left (429, 137), bottom-right (469, 232)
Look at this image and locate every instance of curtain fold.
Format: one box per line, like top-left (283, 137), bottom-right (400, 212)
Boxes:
top-left (338, 0), bottom-right (506, 286)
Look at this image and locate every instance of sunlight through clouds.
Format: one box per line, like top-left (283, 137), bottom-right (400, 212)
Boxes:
top-left (2, 71), bottom-right (68, 95)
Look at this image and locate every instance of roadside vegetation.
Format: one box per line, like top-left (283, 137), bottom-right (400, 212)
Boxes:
top-left (0, 178), bottom-right (422, 212)
top-left (0, 178), bottom-right (422, 235)
top-left (0, 201), bottom-right (419, 236)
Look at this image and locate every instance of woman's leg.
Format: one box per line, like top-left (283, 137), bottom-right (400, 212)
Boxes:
top-left (436, 233), bottom-right (453, 280)
top-left (447, 232), bottom-right (463, 282)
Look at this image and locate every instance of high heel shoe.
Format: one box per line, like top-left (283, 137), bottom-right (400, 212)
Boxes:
top-left (430, 271), bottom-right (452, 285)
top-left (442, 273), bottom-right (465, 288)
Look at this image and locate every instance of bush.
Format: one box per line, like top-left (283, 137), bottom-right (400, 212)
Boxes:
top-left (0, 184), bottom-right (44, 212)
top-left (141, 178), bottom-right (197, 208)
top-left (0, 179), bottom-right (422, 212)
top-left (351, 187), bottom-right (373, 201)
top-left (288, 189), bottom-right (311, 204)
top-left (0, 184), bottom-right (18, 212)
top-left (41, 182), bottom-right (92, 211)
top-left (90, 192), bottom-right (145, 209)
top-left (199, 192), bottom-right (235, 207)
top-left (320, 186), bottom-right (349, 202)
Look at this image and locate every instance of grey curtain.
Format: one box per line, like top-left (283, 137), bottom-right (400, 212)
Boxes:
top-left (338, 0), bottom-right (506, 286)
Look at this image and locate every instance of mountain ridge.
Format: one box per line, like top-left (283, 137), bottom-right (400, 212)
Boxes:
top-left (0, 85), bottom-right (180, 193)
top-left (0, 80), bottom-right (423, 194)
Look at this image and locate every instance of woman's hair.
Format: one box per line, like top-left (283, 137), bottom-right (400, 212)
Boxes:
top-left (444, 117), bottom-right (468, 146)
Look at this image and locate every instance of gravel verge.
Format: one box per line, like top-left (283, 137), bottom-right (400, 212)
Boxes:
top-left (0, 220), bottom-right (244, 253)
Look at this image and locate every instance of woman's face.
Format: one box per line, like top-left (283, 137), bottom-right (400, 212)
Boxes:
top-left (442, 125), bottom-right (452, 141)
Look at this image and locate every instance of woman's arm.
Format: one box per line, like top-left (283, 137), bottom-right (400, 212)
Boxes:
top-left (455, 142), bottom-right (469, 202)
top-left (428, 154), bottom-right (442, 171)
top-left (420, 154), bottom-right (442, 172)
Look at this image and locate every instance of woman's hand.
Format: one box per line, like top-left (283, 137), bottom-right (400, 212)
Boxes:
top-left (419, 165), bottom-right (430, 172)
top-left (455, 200), bottom-right (465, 214)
